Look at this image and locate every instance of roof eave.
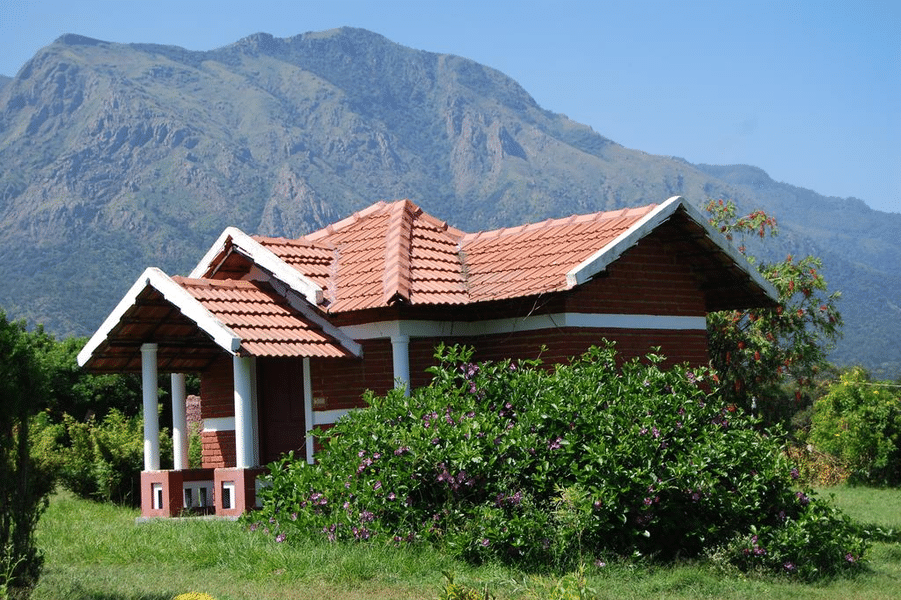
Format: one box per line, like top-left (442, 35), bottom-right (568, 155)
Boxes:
top-left (77, 267), bottom-right (242, 368)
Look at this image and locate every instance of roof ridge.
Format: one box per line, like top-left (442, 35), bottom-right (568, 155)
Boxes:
top-left (382, 199), bottom-right (415, 304)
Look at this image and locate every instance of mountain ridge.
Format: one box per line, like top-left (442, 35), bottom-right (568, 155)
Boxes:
top-left (0, 27), bottom-right (897, 376)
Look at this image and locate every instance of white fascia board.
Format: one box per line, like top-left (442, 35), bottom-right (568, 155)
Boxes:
top-left (77, 267), bottom-right (242, 367)
top-left (565, 196), bottom-right (778, 302)
top-left (339, 312), bottom-right (706, 341)
top-left (189, 227), bottom-right (324, 306)
top-left (566, 196), bottom-right (685, 288)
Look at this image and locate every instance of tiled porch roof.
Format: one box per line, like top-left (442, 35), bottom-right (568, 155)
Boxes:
top-left (171, 277), bottom-right (353, 358)
top-left (77, 269), bottom-right (356, 373)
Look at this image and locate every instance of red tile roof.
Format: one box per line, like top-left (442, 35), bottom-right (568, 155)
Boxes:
top-left (254, 200), bottom-right (657, 312)
top-left (172, 277), bottom-right (352, 358)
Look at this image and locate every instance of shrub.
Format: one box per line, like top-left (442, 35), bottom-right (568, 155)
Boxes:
top-left (35, 409), bottom-right (172, 506)
top-left (0, 313), bottom-right (55, 599)
top-left (808, 368), bottom-right (901, 485)
top-left (252, 344), bottom-right (867, 577)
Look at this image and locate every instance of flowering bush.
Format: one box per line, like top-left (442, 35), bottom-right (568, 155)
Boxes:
top-left (705, 199), bottom-right (842, 427)
top-left (251, 343), bottom-right (866, 577)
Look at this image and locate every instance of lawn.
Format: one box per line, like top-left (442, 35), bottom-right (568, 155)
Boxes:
top-left (30, 486), bottom-right (901, 600)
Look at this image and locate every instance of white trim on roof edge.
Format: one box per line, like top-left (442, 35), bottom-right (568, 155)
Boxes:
top-left (76, 267), bottom-right (243, 367)
top-left (189, 227), bottom-right (324, 306)
top-left (565, 196), bottom-right (778, 301)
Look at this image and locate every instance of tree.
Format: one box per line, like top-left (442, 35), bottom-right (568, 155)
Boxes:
top-left (0, 313), bottom-right (54, 599)
top-left (705, 200), bottom-right (842, 426)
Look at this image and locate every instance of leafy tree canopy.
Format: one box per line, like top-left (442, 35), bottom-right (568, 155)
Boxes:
top-left (705, 199), bottom-right (842, 426)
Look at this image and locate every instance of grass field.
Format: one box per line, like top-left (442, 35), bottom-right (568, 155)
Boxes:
top-left (29, 486), bottom-right (901, 600)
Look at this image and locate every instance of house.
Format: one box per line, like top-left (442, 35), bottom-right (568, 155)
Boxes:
top-left (77, 196), bottom-right (777, 518)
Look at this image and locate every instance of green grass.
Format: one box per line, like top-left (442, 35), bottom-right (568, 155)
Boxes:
top-left (30, 487), bottom-right (901, 600)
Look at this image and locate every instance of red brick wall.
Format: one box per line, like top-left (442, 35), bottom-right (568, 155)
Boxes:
top-left (565, 235), bottom-right (707, 317)
top-left (201, 430), bottom-right (235, 469)
top-left (463, 327), bottom-right (709, 369)
top-left (200, 355), bottom-right (234, 420)
top-left (200, 355), bottom-right (236, 468)
top-left (310, 338), bottom-right (395, 409)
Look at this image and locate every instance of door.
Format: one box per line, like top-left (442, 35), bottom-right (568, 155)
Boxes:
top-left (257, 358), bottom-right (307, 464)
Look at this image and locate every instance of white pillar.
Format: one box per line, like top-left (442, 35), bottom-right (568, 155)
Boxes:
top-left (303, 357), bottom-right (314, 464)
top-left (233, 355), bottom-right (255, 469)
top-left (391, 334), bottom-right (411, 396)
top-left (141, 343), bottom-right (160, 471)
top-left (170, 373), bottom-right (189, 471)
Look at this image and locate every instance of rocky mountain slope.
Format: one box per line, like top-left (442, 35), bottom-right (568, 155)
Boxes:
top-left (0, 28), bottom-right (897, 376)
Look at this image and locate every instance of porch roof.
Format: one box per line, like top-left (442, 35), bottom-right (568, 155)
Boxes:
top-left (77, 268), bottom-right (356, 373)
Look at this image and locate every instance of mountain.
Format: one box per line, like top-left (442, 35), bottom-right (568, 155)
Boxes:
top-left (0, 28), bottom-right (898, 376)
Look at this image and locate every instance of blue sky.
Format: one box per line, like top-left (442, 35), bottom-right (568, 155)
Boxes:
top-left (2, 0), bottom-right (898, 214)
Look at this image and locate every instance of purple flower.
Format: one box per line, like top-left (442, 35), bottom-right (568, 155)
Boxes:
top-left (394, 446), bottom-right (410, 455)
top-left (249, 522), bottom-right (259, 532)
top-left (796, 491), bottom-right (810, 506)
top-left (275, 533), bottom-right (287, 543)
top-left (595, 559), bottom-right (606, 568)
top-left (845, 552), bottom-right (856, 563)
top-left (783, 561), bottom-right (796, 572)
top-left (481, 538), bottom-right (490, 547)
top-left (360, 510), bottom-right (375, 523)
top-left (373, 480), bottom-right (382, 491)
top-left (358, 450), bottom-right (366, 458)
top-left (790, 467), bottom-right (800, 480)
top-left (388, 492), bottom-right (396, 500)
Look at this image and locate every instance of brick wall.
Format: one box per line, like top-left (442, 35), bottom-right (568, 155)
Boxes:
top-left (464, 327), bottom-right (709, 369)
top-left (201, 430), bottom-right (235, 469)
top-left (200, 355), bottom-right (234, 420)
top-left (200, 355), bottom-right (236, 468)
top-left (565, 234), bottom-right (707, 317)
top-left (310, 338), bottom-right (395, 409)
